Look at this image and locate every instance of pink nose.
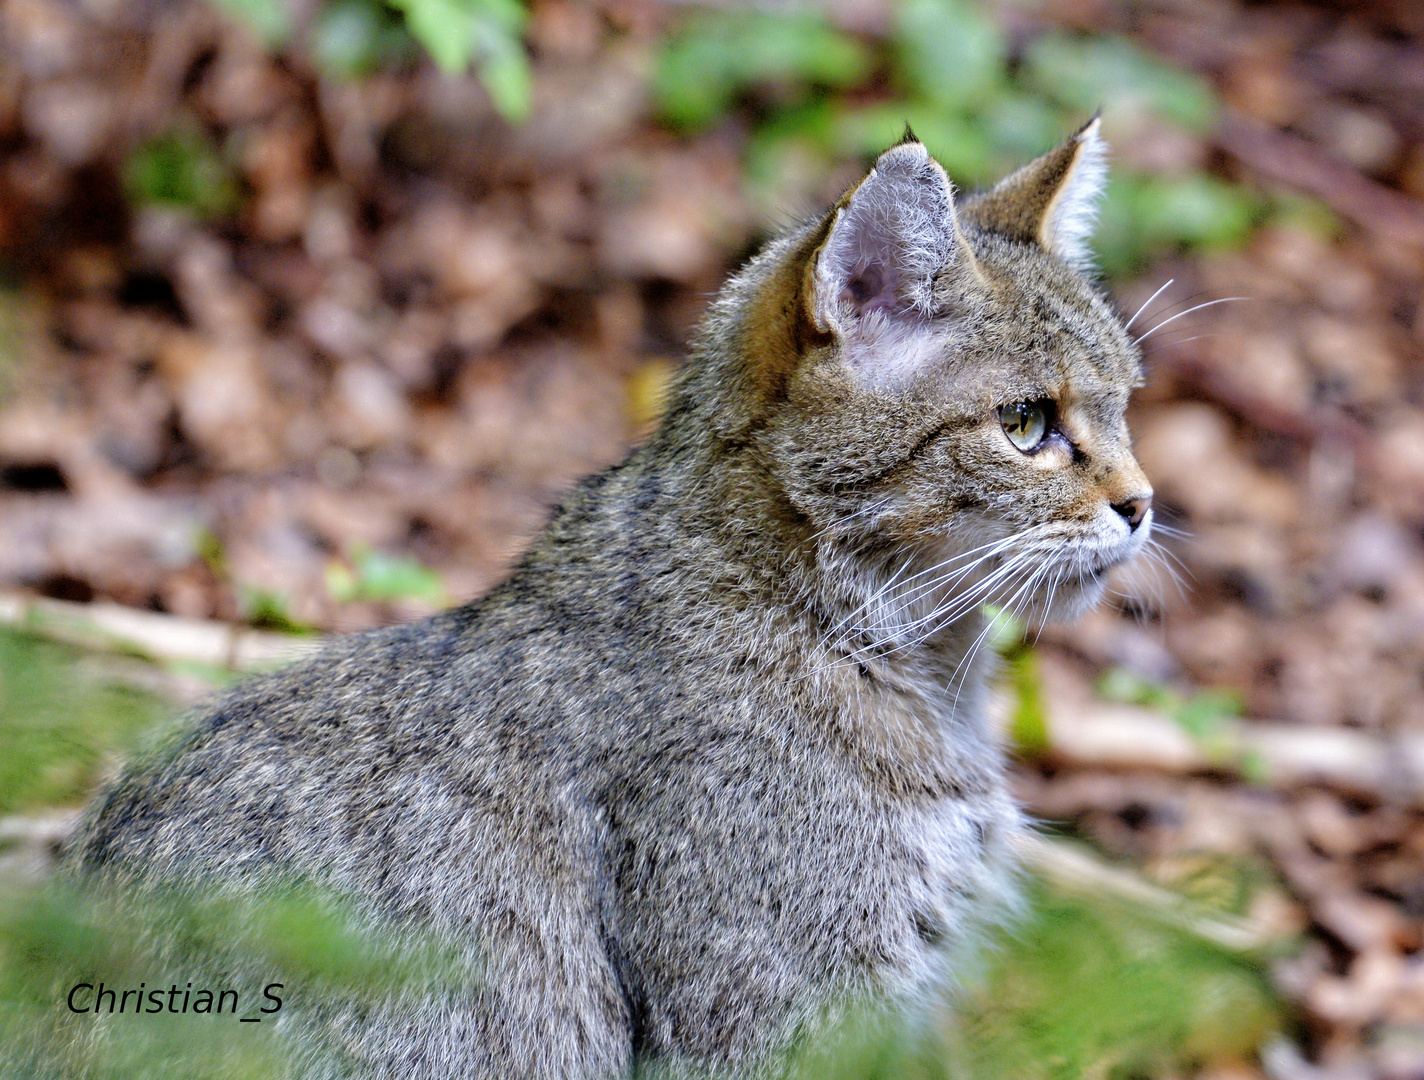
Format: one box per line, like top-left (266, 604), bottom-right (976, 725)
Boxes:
top-left (1111, 495), bottom-right (1151, 531)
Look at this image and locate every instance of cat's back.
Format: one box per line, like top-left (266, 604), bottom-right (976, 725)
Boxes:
top-left (64, 453), bottom-right (761, 901)
top-left (67, 609), bottom-right (525, 890)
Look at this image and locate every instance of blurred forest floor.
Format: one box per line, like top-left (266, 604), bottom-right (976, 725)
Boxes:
top-left (1, 0), bottom-right (1423, 1077)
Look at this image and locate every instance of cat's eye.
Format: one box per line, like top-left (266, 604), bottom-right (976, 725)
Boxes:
top-left (998, 400), bottom-right (1052, 453)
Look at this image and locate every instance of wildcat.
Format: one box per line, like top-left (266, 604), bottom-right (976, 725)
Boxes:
top-left (62, 119), bottom-right (1152, 1078)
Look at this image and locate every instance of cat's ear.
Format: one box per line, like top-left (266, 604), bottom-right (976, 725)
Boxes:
top-left (809, 134), bottom-right (965, 338)
top-left (960, 116), bottom-right (1107, 270)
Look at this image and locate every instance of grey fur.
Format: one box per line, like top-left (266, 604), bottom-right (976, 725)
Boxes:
top-left (62, 130), bottom-right (1152, 1079)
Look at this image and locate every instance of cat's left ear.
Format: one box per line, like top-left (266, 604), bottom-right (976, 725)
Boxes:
top-left (960, 116), bottom-right (1108, 270)
top-left (809, 135), bottom-right (964, 338)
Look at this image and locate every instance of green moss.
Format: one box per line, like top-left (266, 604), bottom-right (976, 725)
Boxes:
top-left (123, 125), bottom-right (240, 220)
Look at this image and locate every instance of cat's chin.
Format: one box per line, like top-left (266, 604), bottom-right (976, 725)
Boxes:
top-left (1023, 569), bottom-right (1110, 627)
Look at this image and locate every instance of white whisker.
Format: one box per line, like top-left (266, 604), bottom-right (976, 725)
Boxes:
top-left (1122, 278), bottom-right (1174, 332)
top-left (1136, 297), bottom-right (1247, 343)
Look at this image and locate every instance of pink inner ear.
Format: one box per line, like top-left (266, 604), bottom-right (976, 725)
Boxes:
top-left (839, 260), bottom-right (899, 316)
top-left (816, 142), bottom-right (957, 337)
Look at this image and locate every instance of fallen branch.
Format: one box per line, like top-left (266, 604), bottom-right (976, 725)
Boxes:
top-left (1029, 655), bottom-right (1424, 808)
top-left (1015, 832), bottom-right (1282, 953)
top-left (0, 591), bottom-right (321, 673)
top-left (0, 810), bottom-right (81, 885)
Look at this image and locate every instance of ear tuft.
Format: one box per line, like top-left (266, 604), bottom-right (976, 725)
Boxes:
top-left (1043, 116), bottom-right (1108, 268)
top-left (811, 140), bottom-right (959, 334)
top-left (961, 116), bottom-right (1109, 270)
top-left (893, 122), bottom-right (921, 148)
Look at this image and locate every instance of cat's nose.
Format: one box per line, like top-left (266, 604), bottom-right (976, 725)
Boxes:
top-left (1111, 494), bottom-right (1152, 532)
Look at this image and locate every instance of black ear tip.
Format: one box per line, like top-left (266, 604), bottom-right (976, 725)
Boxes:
top-left (894, 123), bottom-right (921, 147)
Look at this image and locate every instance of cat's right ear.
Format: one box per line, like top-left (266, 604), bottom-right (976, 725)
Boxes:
top-left (809, 138), bottom-right (966, 346)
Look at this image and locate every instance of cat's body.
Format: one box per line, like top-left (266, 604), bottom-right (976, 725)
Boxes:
top-left (64, 122), bottom-right (1152, 1078)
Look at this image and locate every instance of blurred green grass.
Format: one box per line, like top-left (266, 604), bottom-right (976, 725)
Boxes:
top-left (0, 629), bottom-right (173, 816)
top-left (0, 873), bottom-right (1286, 1079)
top-left (947, 881), bottom-right (1282, 1079)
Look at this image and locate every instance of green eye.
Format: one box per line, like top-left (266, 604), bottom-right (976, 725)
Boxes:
top-left (998, 400), bottom-right (1051, 452)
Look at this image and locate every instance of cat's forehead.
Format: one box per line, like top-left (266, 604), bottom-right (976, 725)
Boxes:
top-left (960, 234), bottom-right (1141, 397)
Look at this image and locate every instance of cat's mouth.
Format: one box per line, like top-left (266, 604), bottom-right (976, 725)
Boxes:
top-left (1065, 552), bottom-right (1124, 587)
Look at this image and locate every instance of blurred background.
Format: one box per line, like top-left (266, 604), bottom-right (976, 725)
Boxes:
top-left (1, 0), bottom-right (1423, 1077)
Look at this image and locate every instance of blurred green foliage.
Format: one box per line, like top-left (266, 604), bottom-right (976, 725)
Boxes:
top-left (1003, 642), bottom-right (1049, 757)
top-left (324, 543), bottom-right (449, 606)
top-left (236, 586), bottom-right (316, 635)
top-left (386, 0), bottom-right (530, 116)
top-left (195, 529), bottom-right (316, 633)
top-left (310, 0), bottom-right (417, 77)
top-left (656, 0), bottom-right (1270, 277)
top-left (0, 629), bottom-right (172, 815)
top-left (123, 124), bottom-right (240, 219)
top-left (0, 877), bottom-right (483, 1079)
top-left (1097, 665), bottom-right (1243, 744)
top-left (945, 881), bottom-right (1282, 1079)
top-left (654, 8), bottom-right (872, 130)
top-left (978, 604), bottom-right (1051, 757)
top-left (1019, 33), bottom-right (1217, 131)
top-left (184, 0), bottom-right (1298, 274)
top-left (0, 872), bottom-right (1282, 1079)
top-left (212, 0), bottom-right (531, 118)
top-left (685, 877), bottom-right (1281, 1079)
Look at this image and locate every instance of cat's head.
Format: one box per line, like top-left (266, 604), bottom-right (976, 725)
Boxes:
top-left (699, 119), bottom-right (1152, 635)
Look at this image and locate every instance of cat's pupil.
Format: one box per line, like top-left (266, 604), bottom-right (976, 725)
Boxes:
top-left (998, 401), bottom-right (1049, 451)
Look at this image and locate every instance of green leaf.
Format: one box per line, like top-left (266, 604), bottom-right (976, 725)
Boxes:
top-left (743, 105), bottom-right (837, 210)
top-left (1021, 34), bottom-right (1218, 133)
top-left (1173, 688), bottom-right (1242, 741)
top-left (1096, 172), bottom-right (1261, 277)
top-left (1096, 665), bottom-right (1174, 710)
top-left (388, 0), bottom-right (533, 121)
top-left (1007, 647), bottom-right (1049, 756)
top-left (656, 8), bottom-right (870, 130)
top-left (980, 92), bottom-right (1067, 162)
top-left (209, 0), bottom-right (292, 46)
top-left (326, 544), bottom-right (448, 605)
top-left (123, 126), bottom-right (240, 219)
top-left (313, 0), bottom-right (416, 79)
top-left (1096, 666), bottom-right (1244, 751)
top-left (237, 586), bottom-right (316, 635)
top-left (1137, 172), bottom-right (1260, 249)
top-left (893, 0), bottom-right (1007, 108)
top-left (835, 103), bottom-right (996, 186)
top-left (475, 23), bottom-right (534, 122)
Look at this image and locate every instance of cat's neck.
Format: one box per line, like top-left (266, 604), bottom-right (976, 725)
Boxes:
top-left (640, 428), bottom-right (1000, 710)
